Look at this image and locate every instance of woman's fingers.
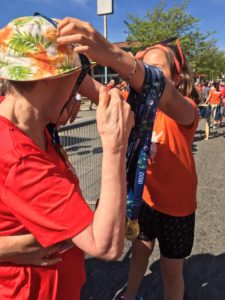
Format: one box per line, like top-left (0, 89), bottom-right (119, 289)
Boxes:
top-left (106, 80), bottom-right (116, 90)
top-left (108, 87), bottom-right (123, 102)
top-left (98, 86), bottom-right (110, 109)
top-left (67, 100), bottom-right (81, 123)
top-left (57, 34), bottom-right (90, 47)
top-left (57, 17), bottom-right (92, 37)
top-left (69, 104), bottom-right (80, 123)
top-left (40, 256), bottom-right (62, 267)
top-left (97, 86), bottom-right (134, 154)
top-left (57, 17), bottom-right (113, 67)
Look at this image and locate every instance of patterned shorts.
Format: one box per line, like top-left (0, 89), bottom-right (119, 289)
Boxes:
top-left (138, 201), bottom-right (195, 259)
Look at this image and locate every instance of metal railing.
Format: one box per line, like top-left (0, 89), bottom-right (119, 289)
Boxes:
top-left (58, 117), bottom-right (102, 206)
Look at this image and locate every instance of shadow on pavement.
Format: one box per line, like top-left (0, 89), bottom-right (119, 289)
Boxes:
top-left (81, 252), bottom-right (225, 300)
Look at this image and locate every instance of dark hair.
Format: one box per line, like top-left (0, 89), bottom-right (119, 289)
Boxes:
top-left (212, 82), bottom-right (220, 91)
top-left (165, 44), bottom-right (200, 105)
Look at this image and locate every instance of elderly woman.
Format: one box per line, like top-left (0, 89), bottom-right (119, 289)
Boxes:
top-left (0, 15), bottom-right (134, 299)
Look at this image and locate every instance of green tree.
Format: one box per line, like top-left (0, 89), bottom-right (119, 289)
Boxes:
top-left (125, 0), bottom-right (198, 47)
top-left (124, 0), bottom-right (225, 79)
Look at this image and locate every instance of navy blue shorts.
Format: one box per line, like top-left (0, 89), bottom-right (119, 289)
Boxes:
top-left (138, 201), bottom-right (195, 259)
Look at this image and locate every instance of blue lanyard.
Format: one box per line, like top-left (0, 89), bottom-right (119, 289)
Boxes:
top-left (126, 65), bottom-right (165, 220)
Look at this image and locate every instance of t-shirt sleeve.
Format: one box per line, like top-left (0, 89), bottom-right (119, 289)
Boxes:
top-left (186, 97), bottom-right (199, 129)
top-left (1, 154), bottom-right (94, 247)
top-left (127, 64), bottom-right (165, 107)
top-left (176, 97), bottom-right (199, 135)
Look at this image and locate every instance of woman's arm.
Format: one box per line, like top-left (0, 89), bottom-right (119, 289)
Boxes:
top-left (57, 18), bottom-right (145, 93)
top-left (0, 235), bottom-right (62, 266)
top-left (205, 94), bottom-right (211, 105)
top-left (78, 74), bottom-right (102, 105)
top-left (71, 86), bottom-right (134, 260)
top-left (57, 18), bottom-right (194, 126)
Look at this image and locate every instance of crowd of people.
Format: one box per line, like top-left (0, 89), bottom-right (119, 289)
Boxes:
top-left (0, 13), bottom-right (223, 300)
top-left (197, 80), bottom-right (225, 129)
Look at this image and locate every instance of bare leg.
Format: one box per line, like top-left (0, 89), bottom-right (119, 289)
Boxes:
top-left (160, 255), bottom-right (184, 300)
top-left (124, 239), bottom-right (155, 299)
top-left (205, 120), bottom-right (209, 140)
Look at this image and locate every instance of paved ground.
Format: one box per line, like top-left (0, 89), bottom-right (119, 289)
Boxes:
top-left (78, 102), bottom-right (225, 300)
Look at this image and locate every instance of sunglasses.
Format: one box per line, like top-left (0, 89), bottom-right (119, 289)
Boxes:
top-left (34, 12), bottom-right (91, 100)
top-left (159, 36), bottom-right (184, 69)
top-left (34, 12), bottom-right (91, 158)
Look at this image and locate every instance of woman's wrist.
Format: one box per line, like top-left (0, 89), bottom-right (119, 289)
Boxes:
top-left (0, 236), bottom-right (15, 261)
top-left (102, 144), bottom-right (127, 156)
top-left (109, 45), bottom-right (144, 93)
top-left (109, 46), bottom-right (135, 81)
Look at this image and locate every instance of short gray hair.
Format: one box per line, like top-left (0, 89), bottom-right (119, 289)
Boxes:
top-left (0, 79), bottom-right (36, 95)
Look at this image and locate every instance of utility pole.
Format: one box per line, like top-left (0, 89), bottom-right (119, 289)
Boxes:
top-left (97, 0), bottom-right (114, 84)
top-left (103, 14), bottom-right (108, 84)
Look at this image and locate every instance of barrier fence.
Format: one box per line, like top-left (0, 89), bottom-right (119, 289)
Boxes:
top-left (59, 117), bottom-right (102, 207)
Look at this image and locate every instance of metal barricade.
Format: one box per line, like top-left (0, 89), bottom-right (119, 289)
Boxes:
top-left (59, 117), bottom-right (102, 206)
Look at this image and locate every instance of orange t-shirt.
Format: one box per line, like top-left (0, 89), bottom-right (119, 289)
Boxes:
top-left (143, 98), bottom-right (198, 217)
top-left (209, 89), bottom-right (221, 105)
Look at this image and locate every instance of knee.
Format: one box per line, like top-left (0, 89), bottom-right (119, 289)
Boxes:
top-left (131, 239), bottom-right (154, 260)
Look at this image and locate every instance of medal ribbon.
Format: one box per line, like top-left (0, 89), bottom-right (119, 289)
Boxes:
top-left (126, 64), bottom-right (165, 220)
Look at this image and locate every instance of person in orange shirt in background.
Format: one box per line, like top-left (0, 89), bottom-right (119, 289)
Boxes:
top-left (122, 40), bottom-right (200, 300)
top-left (206, 82), bottom-right (222, 128)
top-left (220, 82), bottom-right (225, 124)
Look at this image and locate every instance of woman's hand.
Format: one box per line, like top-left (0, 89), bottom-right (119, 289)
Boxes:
top-left (57, 17), bottom-right (115, 68)
top-left (0, 235), bottom-right (63, 266)
top-left (65, 97), bottom-right (81, 124)
top-left (58, 97), bottom-right (81, 126)
top-left (57, 17), bottom-right (145, 95)
top-left (96, 86), bottom-right (134, 153)
top-left (67, 99), bottom-right (81, 124)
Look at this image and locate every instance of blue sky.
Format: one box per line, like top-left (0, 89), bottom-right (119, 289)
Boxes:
top-left (0, 0), bottom-right (225, 49)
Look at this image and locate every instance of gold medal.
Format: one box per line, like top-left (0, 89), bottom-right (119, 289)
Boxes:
top-left (125, 219), bottom-right (140, 241)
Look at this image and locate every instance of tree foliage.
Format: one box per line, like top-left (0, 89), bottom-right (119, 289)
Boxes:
top-left (124, 0), bottom-right (225, 80)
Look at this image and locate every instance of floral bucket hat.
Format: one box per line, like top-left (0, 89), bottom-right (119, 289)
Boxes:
top-left (0, 15), bottom-right (95, 81)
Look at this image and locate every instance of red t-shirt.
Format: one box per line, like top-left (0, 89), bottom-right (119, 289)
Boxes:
top-left (0, 116), bottom-right (94, 299)
top-left (143, 98), bottom-right (198, 217)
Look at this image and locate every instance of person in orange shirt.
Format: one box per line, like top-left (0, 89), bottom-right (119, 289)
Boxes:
top-left (55, 18), bottom-right (200, 299)
top-left (206, 82), bottom-right (222, 128)
top-left (121, 40), bottom-right (200, 300)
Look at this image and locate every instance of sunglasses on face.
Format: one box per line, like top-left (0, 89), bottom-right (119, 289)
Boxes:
top-left (33, 12), bottom-right (91, 99)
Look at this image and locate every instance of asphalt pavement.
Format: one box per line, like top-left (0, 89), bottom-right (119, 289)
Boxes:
top-left (78, 101), bottom-right (225, 300)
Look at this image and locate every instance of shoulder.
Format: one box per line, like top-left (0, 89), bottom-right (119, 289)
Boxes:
top-left (0, 117), bottom-right (44, 165)
top-left (0, 117), bottom-right (19, 163)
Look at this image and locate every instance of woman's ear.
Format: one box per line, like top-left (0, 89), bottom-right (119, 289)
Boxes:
top-left (173, 74), bottom-right (184, 86)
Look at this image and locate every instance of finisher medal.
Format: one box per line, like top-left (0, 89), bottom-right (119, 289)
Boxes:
top-left (125, 219), bottom-right (140, 241)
